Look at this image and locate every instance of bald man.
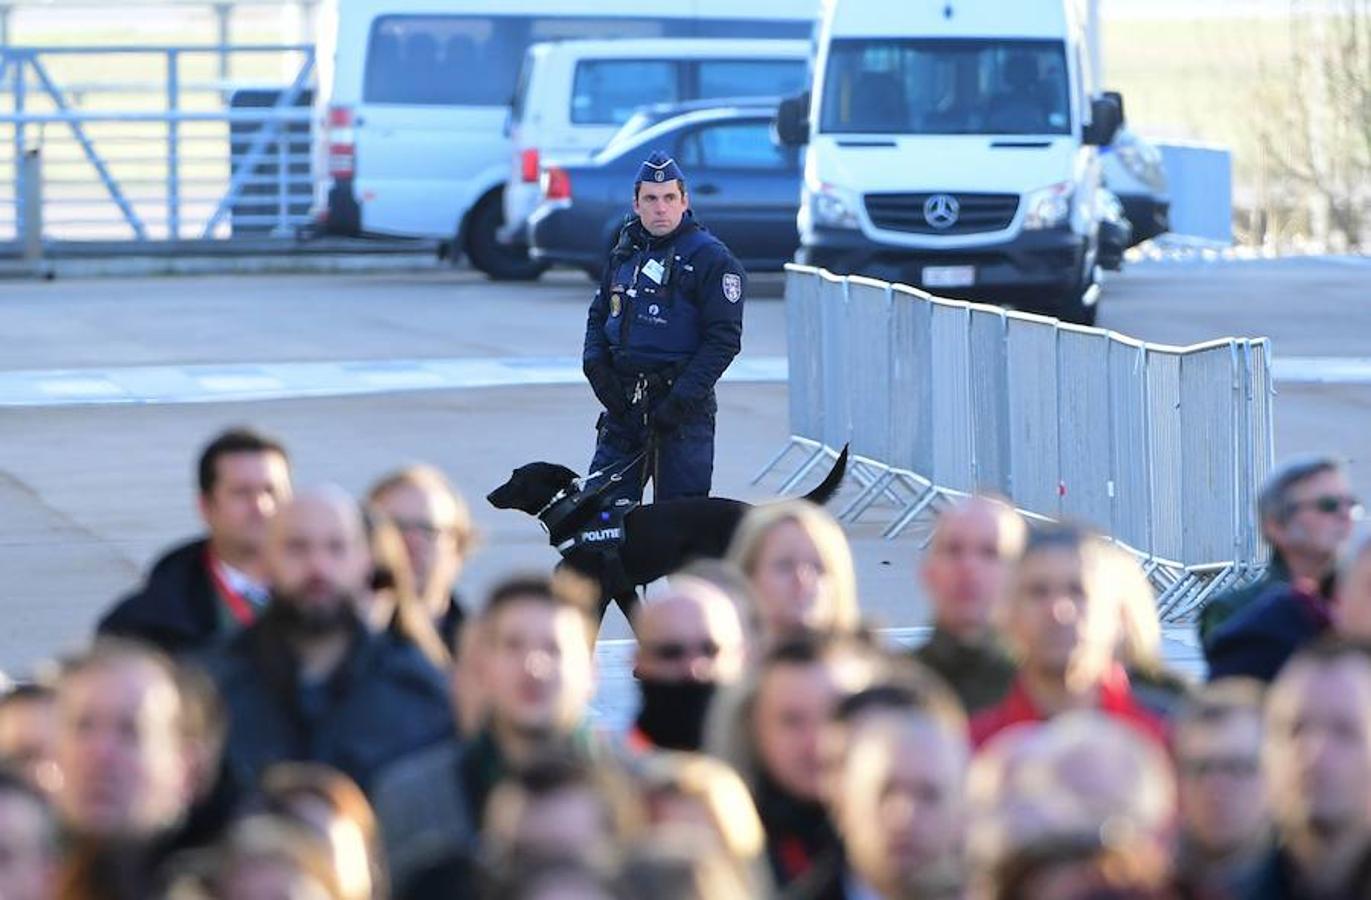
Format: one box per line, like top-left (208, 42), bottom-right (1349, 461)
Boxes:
top-left (912, 497), bottom-right (1027, 714)
top-left (200, 487), bottom-right (452, 794)
top-left (628, 576), bottom-right (748, 751)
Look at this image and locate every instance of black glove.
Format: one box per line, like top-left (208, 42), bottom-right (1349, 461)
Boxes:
top-left (586, 362), bottom-right (629, 418)
top-left (649, 395), bottom-right (688, 435)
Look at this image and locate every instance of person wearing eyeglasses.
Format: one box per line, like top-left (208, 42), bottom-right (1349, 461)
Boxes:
top-left (1200, 456), bottom-right (1360, 645)
top-left (1205, 460), bottom-right (1362, 682)
top-left (627, 577), bottom-right (748, 752)
top-left (1173, 679), bottom-right (1272, 899)
top-left (367, 464), bottom-right (477, 650)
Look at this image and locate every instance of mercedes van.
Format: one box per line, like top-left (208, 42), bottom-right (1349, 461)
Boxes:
top-left (777, 0), bottom-right (1123, 323)
top-left (312, 0), bottom-right (814, 279)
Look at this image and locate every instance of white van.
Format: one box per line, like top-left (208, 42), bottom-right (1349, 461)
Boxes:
top-left (777, 0), bottom-right (1123, 324)
top-left (312, 0), bottom-right (815, 279)
top-left (501, 38), bottom-right (809, 247)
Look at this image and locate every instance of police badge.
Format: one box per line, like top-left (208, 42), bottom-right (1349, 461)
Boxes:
top-left (609, 292), bottom-right (622, 317)
top-left (722, 273), bottom-right (742, 303)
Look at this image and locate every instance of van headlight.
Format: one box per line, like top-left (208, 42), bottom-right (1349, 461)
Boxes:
top-left (1022, 182), bottom-right (1074, 230)
top-left (1115, 140), bottom-right (1167, 192)
top-left (804, 182), bottom-right (860, 229)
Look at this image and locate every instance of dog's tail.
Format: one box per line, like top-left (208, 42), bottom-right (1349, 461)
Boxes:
top-left (801, 444), bottom-right (849, 507)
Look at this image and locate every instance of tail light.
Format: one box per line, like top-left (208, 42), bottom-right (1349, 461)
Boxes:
top-left (541, 166), bottom-right (572, 201)
top-left (327, 105), bottom-right (355, 179)
top-left (519, 147), bottom-right (540, 183)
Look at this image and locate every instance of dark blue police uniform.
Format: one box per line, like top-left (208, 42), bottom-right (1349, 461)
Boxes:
top-left (582, 152), bottom-right (746, 503)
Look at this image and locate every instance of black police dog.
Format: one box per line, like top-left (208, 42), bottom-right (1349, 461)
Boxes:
top-left (487, 446), bottom-right (849, 620)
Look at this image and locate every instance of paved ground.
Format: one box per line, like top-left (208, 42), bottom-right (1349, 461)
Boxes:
top-left (0, 258), bottom-right (1367, 697)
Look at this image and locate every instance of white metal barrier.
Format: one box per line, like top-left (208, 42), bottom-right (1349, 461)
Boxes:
top-left (756, 265), bottom-right (1276, 621)
top-left (0, 43), bottom-right (315, 245)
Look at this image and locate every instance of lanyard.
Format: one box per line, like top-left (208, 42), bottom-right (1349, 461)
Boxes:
top-left (205, 547), bottom-right (258, 626)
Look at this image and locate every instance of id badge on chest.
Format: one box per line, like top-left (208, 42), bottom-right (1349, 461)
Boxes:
top-left (641, 258), bottom-right (666, 285)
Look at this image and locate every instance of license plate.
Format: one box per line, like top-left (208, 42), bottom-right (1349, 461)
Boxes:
top-left (921, 265), bottom-right (975, 288)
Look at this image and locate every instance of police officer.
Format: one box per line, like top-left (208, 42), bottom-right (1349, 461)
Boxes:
top-left (583, 150), bottom-right (746, 503)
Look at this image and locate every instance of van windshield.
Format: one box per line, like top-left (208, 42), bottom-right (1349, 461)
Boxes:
top-left (363, 15), bottom-right (811, 108)
top-left (819, 38), bottom-right (1071, 136)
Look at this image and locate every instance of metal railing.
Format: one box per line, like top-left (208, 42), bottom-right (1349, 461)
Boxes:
top-left (0, 43), bottom-right (315, 246)
top-left (756, 265), bottom-right (1276, 621)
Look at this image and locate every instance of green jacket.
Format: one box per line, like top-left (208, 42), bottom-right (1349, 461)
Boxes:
top-left (912, 627), bottom-right (1017, 715)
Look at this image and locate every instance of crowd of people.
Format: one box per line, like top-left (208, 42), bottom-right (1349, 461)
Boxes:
top-left (0, 426), bottom-right (1368, 900)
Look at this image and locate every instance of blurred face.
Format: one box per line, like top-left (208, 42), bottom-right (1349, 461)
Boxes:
top-left (370, 481), bottom-right (465, 603)
top-left (0, 699), bottom-right (58, 798)
top-left (1176, 713), bottom-right (1268, 857)
top-left (1334, 550), bottom-right (1371, 642)
top-left (633, 181), bottom-right (688, 237)
top-left (753, 661), bottom-right (839, 801)
top-left (635, 589), bottom-right (747, 685)
top-left (199, 451), bottom-right (292, 561)
top-left (266, 496), bottom-right (370, 633)
top-left (839, 718), bottom-right (966, 896)
top-left (1007, 547), bottom-right (1119, 688)
top-left (55, 663), bottom-right (189, 840)
top-left (1265, 658), bottom-right (1371, 838)
top-left (1269, 469), bottom-right (1357, 562)
top-left (489, 784), bottom-right (610, 860)
top-left (484, 599), bottom-right (595, 739)
top-left (923, 503), bottom-right (1017, 638)
top-left (751, 521), bottom-right (835, 641)
top-left (0, 792), bottom-right (55, 900)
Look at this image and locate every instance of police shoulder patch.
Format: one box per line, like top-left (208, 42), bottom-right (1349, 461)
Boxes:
top-left (609, 292), bottom-right (622, 317)
top-left (722, 272), bottom-right (742, 303)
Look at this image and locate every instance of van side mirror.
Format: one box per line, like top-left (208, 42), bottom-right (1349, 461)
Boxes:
top-left (775, 91), bottom-right (810, 147)
top-left (1085, 93), bottom-right (1123, 146)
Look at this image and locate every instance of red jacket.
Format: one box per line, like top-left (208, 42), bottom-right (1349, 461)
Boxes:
top-left (970, 664), bottom-right (1169, 749)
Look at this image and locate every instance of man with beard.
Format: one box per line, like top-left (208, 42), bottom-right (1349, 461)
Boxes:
top-left (200, 487), bottom-right (452, 796)
top-left (627, 577), bottom-right (748, 752)
top-left (371, 572), bottom-right (601, 897)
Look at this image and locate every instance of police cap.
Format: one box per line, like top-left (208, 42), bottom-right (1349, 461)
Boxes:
top-left (635, 150), bottom-right (685, 186)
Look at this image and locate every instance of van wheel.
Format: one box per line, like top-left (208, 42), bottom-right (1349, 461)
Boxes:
top-left (465, 194), bottom-right (548, 281)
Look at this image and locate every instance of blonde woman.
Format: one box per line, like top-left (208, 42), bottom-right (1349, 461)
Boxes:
top-left (726, 501), bottom-right (859, 644)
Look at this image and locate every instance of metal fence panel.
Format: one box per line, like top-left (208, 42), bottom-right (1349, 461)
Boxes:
top-left (1005, 312), bottom-right (1061, 517)
top-left (1179, 342), bottom-right (1241, 566)
top-left (929, 299), bottom-right (974, 493)
top-left (1108, 336), bottom-right (1151, 551)
top-left (1056, 327), bottom-right (1115, 529)
top-left (784, 265), bottom-right (823, 444)
top-left (818, 271), bottom-right (851, 451)
top-left (846, 277), bottom-right (893, 462)
top-left (1146, 350), bottom-right (1185, 563)
top-left (1244, 339), bottom-right (1276, 564)
top-left (889, 284), bottom-right (933, 477)
top-left (968, 305), bottom-right (1010, 495)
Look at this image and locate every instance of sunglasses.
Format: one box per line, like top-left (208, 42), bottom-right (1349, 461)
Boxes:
top-left (646, 640), bottom-right (721, 662)
top-left (1288, 494), bottom-right (1363, 517)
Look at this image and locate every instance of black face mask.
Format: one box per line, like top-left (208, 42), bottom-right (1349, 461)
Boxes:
top-left (634, 678), bottom-right (717, 752)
